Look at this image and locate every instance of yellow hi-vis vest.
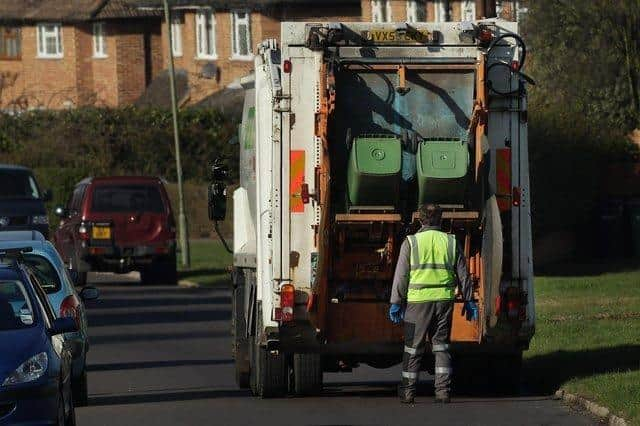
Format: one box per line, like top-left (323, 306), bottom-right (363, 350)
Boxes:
top-left (407, 230), bottom-right (457, 302)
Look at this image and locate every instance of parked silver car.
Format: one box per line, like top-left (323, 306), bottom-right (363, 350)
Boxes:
top-left (0, 230), bottom-right (98, 406)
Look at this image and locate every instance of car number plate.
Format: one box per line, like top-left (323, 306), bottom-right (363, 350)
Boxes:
top-left (92, 226), bottom-right (111, 239)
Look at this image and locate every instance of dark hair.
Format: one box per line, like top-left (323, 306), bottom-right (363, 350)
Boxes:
top-left (418, 204), bottom-right (443, 226)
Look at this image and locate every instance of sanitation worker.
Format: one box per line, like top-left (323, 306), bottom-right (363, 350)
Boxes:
top-left (389, 203), bottom-right (477, 404)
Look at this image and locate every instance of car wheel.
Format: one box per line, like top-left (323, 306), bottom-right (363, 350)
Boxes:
top-left (57, 396), bottom-right (65, 426)
top-left (72, 369), bottom-right (88, 407)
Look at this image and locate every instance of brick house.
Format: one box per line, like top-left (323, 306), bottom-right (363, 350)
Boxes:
top-left (360, 0), bottom-right (501, 23)
top-left (0, 0), bottom-right (164, 110)
top-left (134, 0), bottom-right (361, 104)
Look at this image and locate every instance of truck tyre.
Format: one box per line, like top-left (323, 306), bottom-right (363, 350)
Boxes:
top-left (250, 341), bottom-right (287, 398)
top-left (249, 305), bottom-right (287, 398)
top-left (232, 269), bottom-right (250, 389)
top-left (292, 353), bottom-right (323, 396)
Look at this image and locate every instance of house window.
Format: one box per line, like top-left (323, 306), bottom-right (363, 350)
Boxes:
top-left (496, 0), bottom-right (528, 21)
top-left (461, 0), bottom-right (476, 21)
top-left (231, 10), bottom-right (252, 59)
top-left (195, 9), bottom-right (217, 59)
top-left (92, 22), bottom-right (107, 58)
top-left (170, 13), bottom-right (183, 57)
top-left (36, 23), bottom-right (63, 58)
top-left (371, 0), bottom-right (392, 23)
top-left (0, 26), bottom-right (21, 60)
top-left (433, 0), bottom-right (448, 22)
top-left (406, 1), bottom-right (426, 22)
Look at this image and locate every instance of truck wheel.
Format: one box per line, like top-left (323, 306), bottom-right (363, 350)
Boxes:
top-left (250, 341), bottom-right (287, 398)
top-left (232, 269), bottom-right (250, 389)
top-left (292, 353), bottom-right (323, 396)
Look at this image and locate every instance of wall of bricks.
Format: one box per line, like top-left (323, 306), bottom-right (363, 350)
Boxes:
top-left (361, 0), bottom-right (496, 22)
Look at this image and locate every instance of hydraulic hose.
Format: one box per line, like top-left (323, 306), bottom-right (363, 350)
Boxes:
top-left (214, 220), bottom-right (233, 254)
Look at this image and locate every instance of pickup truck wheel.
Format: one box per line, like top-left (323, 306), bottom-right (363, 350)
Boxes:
top-left (292, 353), bottom-right (322, 396)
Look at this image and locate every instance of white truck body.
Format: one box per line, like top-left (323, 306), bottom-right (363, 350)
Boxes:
top-left (228, 20), bottom-right (534, 396)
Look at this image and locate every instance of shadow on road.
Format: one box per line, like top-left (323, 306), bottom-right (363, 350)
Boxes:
top-left (88, 359), bottom-right (233, 372)
top-left (523, 345), bottom-right (640, 394)
top-left (90, 330), bottom-right (229, 345)
top-left (87, 308), bottom-right (231, 327)
top-left (88, 296), bottom-right (231, 310)
top-left (88, 388), bottom-right (250, 406)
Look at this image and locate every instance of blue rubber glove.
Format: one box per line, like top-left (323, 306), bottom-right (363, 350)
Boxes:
top-left (462, 301), bottom-right (479, 321)
top-left (389, 304), bottom-right (404, 324)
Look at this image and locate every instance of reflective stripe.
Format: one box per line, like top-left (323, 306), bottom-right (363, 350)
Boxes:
top-left (402, 371), bottom-right (419, 379)
top-left (432, 344), bottom-right (450, 352)
top-left (404, 346), bottom-right (417, 355)
top-left (435, 367), bottom-right (452, 374)
top-left (410, 263), bottom-right (449, 271)
top-left (447, 234), bottom-right (456, 269)
top-left (408, 235), bottom-right (419, 267)
top-left (409, 283), bottom-right (456, 289)
top-left (407, 230), bottom-right (457, 302)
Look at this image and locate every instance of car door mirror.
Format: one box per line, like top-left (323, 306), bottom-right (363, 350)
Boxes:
top-left (50, 317), bottom-right (78, 335)
top-left (42, 189), bottom-right (53, 202)
top-left (54, 206), bottom-right (68, 218)
top-left (80, 286), bottom-right (99, 301)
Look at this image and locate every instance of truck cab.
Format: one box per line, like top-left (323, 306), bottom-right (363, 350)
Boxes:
top-left (212, 20), bottom-right (535, 397)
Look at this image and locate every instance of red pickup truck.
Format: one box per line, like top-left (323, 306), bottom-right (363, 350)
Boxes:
top-left (53, 176), bottom-right (177, 286)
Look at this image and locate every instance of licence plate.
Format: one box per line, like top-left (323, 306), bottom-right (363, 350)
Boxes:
top-left (92, 226), bottom-right (111, 240)
top-left (362, 29), bottom-right (435, 44)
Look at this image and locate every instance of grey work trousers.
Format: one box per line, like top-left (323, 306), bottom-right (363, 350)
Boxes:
top-left (400, 300), bottom-right (454, 398)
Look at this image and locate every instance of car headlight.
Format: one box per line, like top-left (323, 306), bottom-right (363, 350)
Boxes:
top-left (2, 352), bottom-right (48, 386)
top-left (32, 215), bottom-right (49, 225)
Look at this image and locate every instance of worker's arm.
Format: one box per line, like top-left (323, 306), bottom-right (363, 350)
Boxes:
top-left (390, 238), bottom-right (411, 305)
top-left (456, 248), bottom-right (474, 302)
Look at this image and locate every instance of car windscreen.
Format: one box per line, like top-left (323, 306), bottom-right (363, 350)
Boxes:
top-left (0, 280), bottom-right (35, 330)
top-left (91, 184), bottom-right (165, 213)
top-left (23, 255), bottom-right (62, 294)
top-left (0, 169), bottom-right (41, 200)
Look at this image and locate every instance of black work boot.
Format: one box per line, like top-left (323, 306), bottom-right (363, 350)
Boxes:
top-left (434, 391), bottom-right (450, 404)
top-left (398, 381), bottom-right (416, 404)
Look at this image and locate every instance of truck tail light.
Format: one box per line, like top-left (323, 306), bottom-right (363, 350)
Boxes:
top-left (478, 28), bottom-right (494, 44)
top-left (78, 223), bottom-right (90, 241)
top-left (60, 295), bottom-right (81, 327)
top-left (505, 287), bottom-right (525, 321)
top-left (280, 283), bottom-right (295, 322)
top-left (512, 187), bottom-right (521, 207)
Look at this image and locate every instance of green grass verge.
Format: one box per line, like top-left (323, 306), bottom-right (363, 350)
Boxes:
top-left (525, 263), bottom-right (640, 424)
top-left (177, 239), bottom-right (232, 287)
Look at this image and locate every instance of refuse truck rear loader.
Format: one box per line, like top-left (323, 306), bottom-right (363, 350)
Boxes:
top-left (208, 20), bottom-right (535, 397)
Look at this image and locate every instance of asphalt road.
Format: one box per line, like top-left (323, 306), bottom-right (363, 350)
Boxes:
top-left (76, 273), bottom-right (595, 426)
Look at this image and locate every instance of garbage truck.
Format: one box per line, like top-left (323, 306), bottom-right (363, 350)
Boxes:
top-left (208, 19), bottom-right (535, 397)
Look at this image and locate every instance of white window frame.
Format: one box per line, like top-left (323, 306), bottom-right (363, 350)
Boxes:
top-left (461, 0), bottom-right (476, 21)
top-left (92, 22), bottom-right (107, 58)
top-left (36, 23), bottom-right (63, 59)
top-left (406, 0), bottom-right (426, 23)
top-left (371, 0), bottom-right (392, 23)
top-left (231, 10), bottom-right (252, 60)
top-left (170, 13), bottom-right (183, 57)
top-left (433, 0), bottom-right (448, 22)
top-left (195, 9), bottom-right (217, 60)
